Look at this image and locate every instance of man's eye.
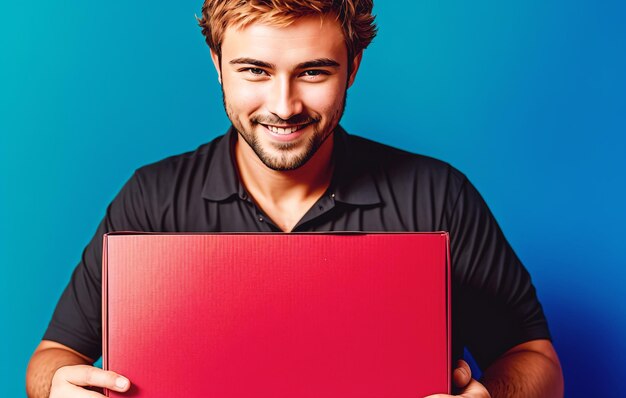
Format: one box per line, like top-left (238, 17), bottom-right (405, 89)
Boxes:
top-left (244, 68), bottom-right (267, 76)
top-left (302, 70), bottom-right (326, 77)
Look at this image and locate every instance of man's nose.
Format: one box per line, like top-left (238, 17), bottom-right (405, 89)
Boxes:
top-left (267, 77), bottom-right (303, 120)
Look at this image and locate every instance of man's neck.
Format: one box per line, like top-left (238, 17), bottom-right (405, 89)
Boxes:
top-left (234, 134), bottom-right (334, 231)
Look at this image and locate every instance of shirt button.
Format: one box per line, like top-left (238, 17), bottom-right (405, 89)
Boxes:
top-left (258, 216), bottom-right (264, 222)
top-left (241, 192), bottom-right (247, 200)
top-left (330, 193), bottom-right (335, 198)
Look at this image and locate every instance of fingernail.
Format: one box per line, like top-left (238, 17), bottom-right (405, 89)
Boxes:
top-left (116, 377), bottom-right (129, 389)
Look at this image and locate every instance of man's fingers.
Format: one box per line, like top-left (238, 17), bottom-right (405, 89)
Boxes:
top-left (424, 378), bottom-right (491, 398)
top-left (424, 360), bottom-right (478, 397)
top-left (55, 365), bottom-right (131, 392)
top-left (459, 378), bottom-right (491, 397)
top-left (63, 383), bottom-right (109, 398)
top-left (453, 359), bottom-right (472, 389)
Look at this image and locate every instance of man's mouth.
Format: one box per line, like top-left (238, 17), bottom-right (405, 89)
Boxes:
top-left (261, 123), bottom-right (309, 135)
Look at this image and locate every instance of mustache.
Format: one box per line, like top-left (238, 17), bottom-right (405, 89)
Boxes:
top-left (251, 114), bottom-right (320, 126)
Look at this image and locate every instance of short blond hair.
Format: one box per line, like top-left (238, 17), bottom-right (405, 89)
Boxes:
top-left (198, 0), bottom-right (377, 62)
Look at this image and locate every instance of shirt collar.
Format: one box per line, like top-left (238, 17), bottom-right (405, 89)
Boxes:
top-left (330, 125), bottom-right (382, 206)
top-left (202, 125), bottom-right (382, 207)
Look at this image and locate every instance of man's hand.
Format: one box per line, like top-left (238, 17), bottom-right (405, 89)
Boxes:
top-left (427, 339), bottom-right (563, 398)
top-left (49, 365), bottom-right (131, 397)
top-left (425, 359), bottom-right (491, 398)
top-left (26, 340), bottom-right (131, 398)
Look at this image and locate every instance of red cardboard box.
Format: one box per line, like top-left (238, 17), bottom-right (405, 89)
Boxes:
top-left (103, 233), bottom-right (451, 397)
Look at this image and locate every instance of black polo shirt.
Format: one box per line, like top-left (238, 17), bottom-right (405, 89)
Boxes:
top-left (44, 126), bottom-right (551, 369)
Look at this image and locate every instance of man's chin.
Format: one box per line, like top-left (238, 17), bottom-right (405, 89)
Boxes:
top-left (235, 120), bottom-right (335, 171)
top-left (256, 150), bottom-right (310, 171)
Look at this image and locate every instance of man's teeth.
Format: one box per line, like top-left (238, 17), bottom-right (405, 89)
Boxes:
top-left (267, 125), bottom-right (302, 135)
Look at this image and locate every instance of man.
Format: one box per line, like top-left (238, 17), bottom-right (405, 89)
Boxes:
top-left (26, 1), bottom-right (564, 397)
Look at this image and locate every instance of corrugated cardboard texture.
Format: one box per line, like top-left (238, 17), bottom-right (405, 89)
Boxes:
top-left (103, 233), bottom-right (450, 397)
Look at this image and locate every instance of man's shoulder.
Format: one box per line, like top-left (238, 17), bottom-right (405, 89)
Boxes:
top-left (346, 133), bottom-right (466, 182)
top-left (133, 134), bottom-right (226, 181)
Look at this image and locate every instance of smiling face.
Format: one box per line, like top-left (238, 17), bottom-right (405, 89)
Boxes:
top-left (212, 14), bottom-right (361, 171)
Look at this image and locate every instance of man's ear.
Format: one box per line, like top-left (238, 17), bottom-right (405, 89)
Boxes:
top-left (347, 52), bottom-right (363, 88)
top-left (210, 49), bottom-right (222, 84)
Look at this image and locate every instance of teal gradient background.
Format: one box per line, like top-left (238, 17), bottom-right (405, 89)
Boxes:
top-left (2, 1), bottom-right (625, 396)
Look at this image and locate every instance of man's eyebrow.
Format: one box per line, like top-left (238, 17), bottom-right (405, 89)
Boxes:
top-left (228, 57), bottom-right (340, 70)
top-left (229, 58), bottom-right (275, 69)
top-left (296, 58), bottom-right (340, 69)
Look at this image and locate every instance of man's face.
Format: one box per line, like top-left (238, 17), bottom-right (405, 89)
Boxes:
top-left (212, 15), bottom-right (360, 171)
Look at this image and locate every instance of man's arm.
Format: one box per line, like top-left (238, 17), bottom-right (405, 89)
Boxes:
top-left (26, 340), bottom-right (131, 398)
top-left (427, 339), bottom-right (563, 398)
top-left (480, 339), bottom-right (563, 398)
top-left (29, 173), bottom-right (152, 397)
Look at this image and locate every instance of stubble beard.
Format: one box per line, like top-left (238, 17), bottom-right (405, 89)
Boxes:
top-left (222, 89), bottom-right (347, 171)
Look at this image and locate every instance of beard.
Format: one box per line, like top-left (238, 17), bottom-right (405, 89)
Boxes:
top-left (222, 89), bottom-right (347, 171)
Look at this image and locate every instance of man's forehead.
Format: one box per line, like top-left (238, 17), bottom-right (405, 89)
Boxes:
top-left (220, 15), bottom-right (347, 64)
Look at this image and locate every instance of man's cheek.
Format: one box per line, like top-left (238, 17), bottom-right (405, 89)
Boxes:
top-left (233, 87), bottom-right (265, 110)
top-left (305, 96), bottom-right (340, 115)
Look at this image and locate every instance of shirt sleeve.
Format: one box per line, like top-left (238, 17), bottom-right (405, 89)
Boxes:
top-left (446, 173), bottom-right (551, 369)
top-left (42, 171), bottom-right (153, 360)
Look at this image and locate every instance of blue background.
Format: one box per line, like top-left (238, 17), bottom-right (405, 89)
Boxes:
top-left (2, 1), bottom-right (624, 396)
